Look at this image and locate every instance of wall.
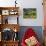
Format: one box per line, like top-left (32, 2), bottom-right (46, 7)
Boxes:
top-left (0, 0), bottom-right (44, 26)
top-left (18, 0), bottom-right (44, 26)
top-left (0, 0), bottom-right (15, 7)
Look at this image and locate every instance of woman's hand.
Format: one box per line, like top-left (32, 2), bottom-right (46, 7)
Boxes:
top-left (25, 36), bottom-right (38, 46)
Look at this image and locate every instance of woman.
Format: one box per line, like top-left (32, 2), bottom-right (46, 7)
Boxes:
top-left (21, 28), bottom-right (41, 46)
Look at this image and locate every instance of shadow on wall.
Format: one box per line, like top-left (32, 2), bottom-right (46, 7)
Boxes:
top-left (18, 26), bottom-right (44, 44)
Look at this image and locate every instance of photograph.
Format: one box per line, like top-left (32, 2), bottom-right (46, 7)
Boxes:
top-left (23, 8), bottom-right (37, 19)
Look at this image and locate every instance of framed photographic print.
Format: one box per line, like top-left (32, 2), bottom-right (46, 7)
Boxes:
top-left (9, 10), bottom-right (15, 15)
top-left (10, 11), bottom-right (15, 15)
top-left (23, 8), bottom-right (37, 19)
top-left (2, 10), bottom-right (9, 15)
top-left (9, 9), bottom-right (18, 15)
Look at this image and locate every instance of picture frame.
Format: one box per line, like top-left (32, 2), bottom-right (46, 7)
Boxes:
top-left (9, 10), bottom-right (18, 15)
top-left (2, 10), bottom-right (9, 15)
top-left (23, 8), bottom-right (37, 19)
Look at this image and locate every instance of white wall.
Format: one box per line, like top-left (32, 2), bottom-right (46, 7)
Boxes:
top-left (0, 0), bottom-right (44, 26)
top-left (18, 0), bottom-right (44, 26)
top-left (0, 0), bottom-right (15, 7)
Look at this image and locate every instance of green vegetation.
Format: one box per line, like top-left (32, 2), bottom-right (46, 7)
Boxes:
top-left (23, 8), bottom-right (37, 19)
